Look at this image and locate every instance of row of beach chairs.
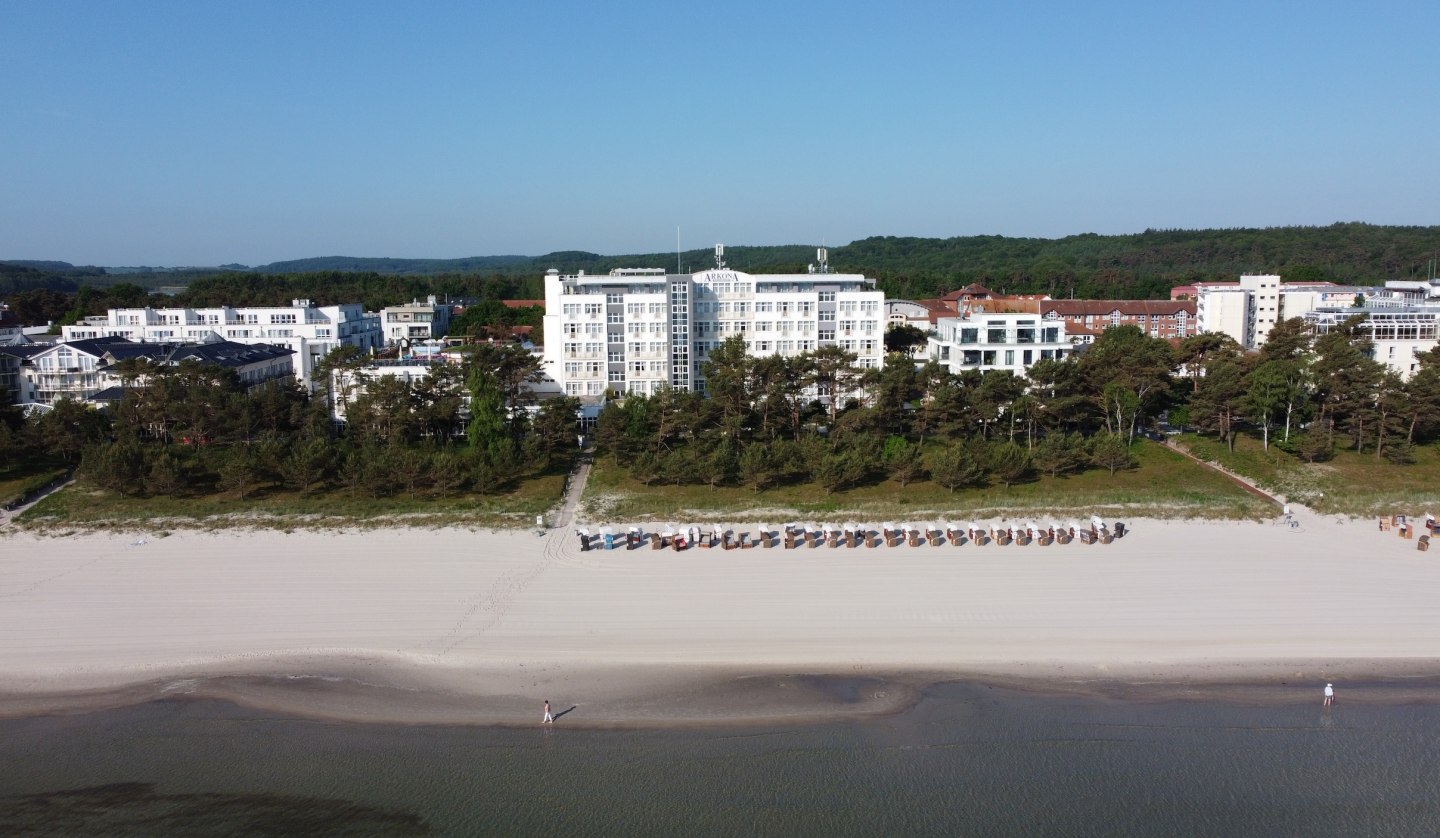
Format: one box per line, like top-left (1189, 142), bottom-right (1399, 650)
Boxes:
top-left (576, 518), bottom-right (1127, 552)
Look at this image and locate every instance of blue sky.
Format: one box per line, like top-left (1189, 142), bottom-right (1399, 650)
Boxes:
top-left (3, 0), bottom-right (1437, 266)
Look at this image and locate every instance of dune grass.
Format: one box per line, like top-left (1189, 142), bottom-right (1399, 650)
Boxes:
top-left (1173, 432), bottom-right (1440, 517)
top-left (15, 472), bottom-right (568, 532)
top-left (581, 440), bottom-right (1272, 524)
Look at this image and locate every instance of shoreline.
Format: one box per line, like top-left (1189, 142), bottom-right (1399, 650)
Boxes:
top-left (6, 658), bottom-right (1440, 728)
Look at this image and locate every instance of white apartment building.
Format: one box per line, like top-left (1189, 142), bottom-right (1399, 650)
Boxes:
top-left (927, 311), bottom-right (1071, 376)
top-left (380, 296), bottom-right (452, 345)
top-left (1304, 302), bottom-right (1439, 380)
top-left (62, 299), bottom-right (381, 387)
top-left (17, 337), bottom-right (294, 405)
top-left (1194, 276), bottom-right (1359, 350)
top-left (542, 249), bottom-right (885, 401)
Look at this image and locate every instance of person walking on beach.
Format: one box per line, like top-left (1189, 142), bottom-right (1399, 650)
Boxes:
top-left (1323, 683), bottom-right (1334, 707)
top-left (542, 700), bottom-right (554, 724)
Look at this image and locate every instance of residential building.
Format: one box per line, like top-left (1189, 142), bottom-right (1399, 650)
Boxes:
top-left (1190, 276), bottom-right (1359, 350)
top-left (927, 310), bottom-right (1071, 376)
top-left (381, 296), bottom-right (452, 345)
top-left (61, 299), bottom-right (381, 387)
top-left (1304, 301), bottom-right (1440, 380)
top-left (0, 344), bottom-right (45, 405)
top-left (542, 248), bottom-right (885, 401)
top-left (1040, 300), bottom-right (1197, 344)
top-left (0, 307), bottom-right (28, 346)
top-left (18, 338), bottom-right (293, 405)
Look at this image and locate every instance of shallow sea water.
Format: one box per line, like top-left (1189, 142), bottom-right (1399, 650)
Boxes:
top-left (3, 681), bottom-right (1440, 836)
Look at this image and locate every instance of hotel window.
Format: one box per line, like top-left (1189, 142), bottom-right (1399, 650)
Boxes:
top-left (585, 343), bottom-right (602, 354)
top-left (839, 320), bottom-right (856, 333)
top-left (606, 293), bottom-right (623, 304)
top-left (755, 301), bottom-right (773, 313)
top-left (632, 361), bottom-right (645, 373)
top-left (861, 339), bottom-right (877, 353)
top-left (609, 370), bottom-right (624, 382)
top-left (861, 301), bottom-right (879, 314)
top-left (734, 302), bottom-right (750, 314)
top-left (839, 301), bottom-right (857, 314)
top-left (755, 340), bottom-right (771, 352)
top-left (648, 302), bottom-right (664, 315)
top-left (566, 383), bottom-right (582, 395)
top-left (800, 340), bottom-right (815, 351)
top-left (819, 292), bottom-right (836, 302)
top-left (586, 362), bottom-right (602, 375)
top-left (608, 312), bottom-right (623, 323)
top-left (799, 302), bottom-right (815, 314)
top-left (564, 362), bottom-right (581, 375)
top-left (819, 311), bottom-right (835, 322)
top-left (627, 303), bottom-right (644, 316)
top-left (584, 304), bottom-right (602, 316)
top-left (819, 330), bottom-right (835, 341)
top-left (609, 351), bottom-right (623, 363)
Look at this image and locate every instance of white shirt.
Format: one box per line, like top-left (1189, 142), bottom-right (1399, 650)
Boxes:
top-left (1324, 685), bottom-right (1334, 697)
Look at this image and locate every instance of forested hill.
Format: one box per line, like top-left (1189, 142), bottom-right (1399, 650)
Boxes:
top-left (255, 255), bottom-right (533, 274)
top-left (7, 224), bottom-right (1440, 314)
top-left (246, 223), bottom-right (1440, 301)
top-left (840, 223), bottom-right (1440, 300)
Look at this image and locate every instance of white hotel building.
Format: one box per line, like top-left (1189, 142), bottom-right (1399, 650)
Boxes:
top-left (542, 252), bottom-right (884, 400)
top-left (927, 310), bottom-right (1071, 376)
top-left (62, 299), bottom-right (382, 387)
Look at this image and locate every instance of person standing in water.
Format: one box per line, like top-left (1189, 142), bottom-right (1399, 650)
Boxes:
top-left (1323, 683), bottom-right (1334, 707)
top-left (543, 700), bottom-right (554, 724)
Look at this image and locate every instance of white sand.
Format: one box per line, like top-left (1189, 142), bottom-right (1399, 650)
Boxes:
top-left (1, 513), bottom-right (1437, 722)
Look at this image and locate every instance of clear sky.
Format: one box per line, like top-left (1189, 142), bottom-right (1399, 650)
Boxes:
top-left (3, 0), bottom-right (1437, 266)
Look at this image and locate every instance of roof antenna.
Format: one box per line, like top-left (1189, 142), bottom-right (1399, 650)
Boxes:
top-left (676, 226), bottom-right (681, 274)
top-left (714, 243), bottom-right (726, 270)
top-left (816, 245), bottom-right (829, 275)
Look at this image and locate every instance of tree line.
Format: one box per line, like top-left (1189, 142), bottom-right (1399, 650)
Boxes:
top-left (0, 344), bottom-right (580, 502)
top-left (595, 320), bottom-right (1440, 495)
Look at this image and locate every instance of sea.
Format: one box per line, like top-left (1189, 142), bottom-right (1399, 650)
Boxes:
top-left (3, 680), bottom-right (1439, 836)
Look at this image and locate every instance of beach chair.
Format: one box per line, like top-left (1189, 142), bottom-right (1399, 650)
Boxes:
top-left (1379, 517), bottom-right (1391, 531)
top-left (827, 529), bottom-right (841, 548)
top-left (1079, 529), bottom-right (1094, 545)
top-left (650, 532), bottom-right (663, 550)
top-left (740, 532), bottom-right (753, 549)
top-left (577, 528), bottom-right (591, 552)
top-left (784, 531), bottom-right (796, 549)
top-left (1114, 522), bottom-right (1126, 538)
top-left (1419, 535), bottom-right (1430, 552)
top-left (1056, 529), bottom-right (1071, 545)
top-left (1038, 532), bottom-right (1053, 546)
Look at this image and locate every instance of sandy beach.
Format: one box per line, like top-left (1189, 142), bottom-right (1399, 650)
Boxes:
top-left (3, 511), bottom-right (1439, 725)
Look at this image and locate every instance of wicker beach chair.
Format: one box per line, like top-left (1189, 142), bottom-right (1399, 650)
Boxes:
top-left (1419, 534), bottom-right (1430, 552)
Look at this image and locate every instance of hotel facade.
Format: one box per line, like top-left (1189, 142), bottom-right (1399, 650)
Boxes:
top-left (542, 253), bottom-right (885, 401)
